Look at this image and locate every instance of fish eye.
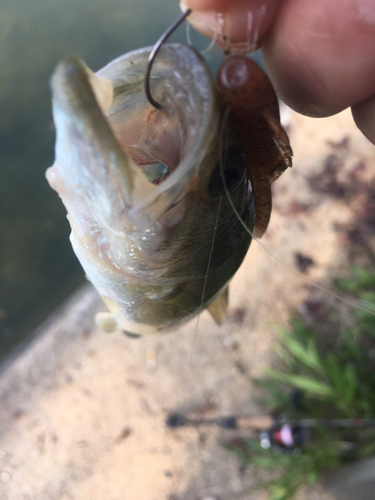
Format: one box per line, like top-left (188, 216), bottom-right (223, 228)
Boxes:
top-left (207, 146), bottom-right (246, 198)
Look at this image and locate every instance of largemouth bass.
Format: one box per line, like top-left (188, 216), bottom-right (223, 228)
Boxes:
top-left (46, 43), bottom-right (254, 335)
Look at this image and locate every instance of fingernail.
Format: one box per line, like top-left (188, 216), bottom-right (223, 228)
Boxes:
top-left (179, 5), bottom-right (259, 54)
top-left (186, 9), bottom-right (222, 42)
top-left (179, 1), bottom-right (190, 14)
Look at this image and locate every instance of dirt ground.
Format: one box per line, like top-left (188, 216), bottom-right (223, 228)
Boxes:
top-left (0, 108), bottom-right (374, 500)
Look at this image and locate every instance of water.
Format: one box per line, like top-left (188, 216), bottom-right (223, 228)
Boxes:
top-left (0, 0), bottom-right (213, 360)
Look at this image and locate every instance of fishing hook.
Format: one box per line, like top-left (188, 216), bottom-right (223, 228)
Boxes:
top-left (145, 9), bottom-right (192, 109)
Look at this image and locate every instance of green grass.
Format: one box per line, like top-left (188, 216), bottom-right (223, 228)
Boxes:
top-left (225, 267), bottom-right (375, 500)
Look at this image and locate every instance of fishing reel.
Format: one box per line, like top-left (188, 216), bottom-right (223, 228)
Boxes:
top-left (259, 415), bottom-right (309, 455)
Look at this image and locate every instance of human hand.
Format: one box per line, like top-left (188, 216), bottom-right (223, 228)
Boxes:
top-left (181, 0), bottom-right (375, 144)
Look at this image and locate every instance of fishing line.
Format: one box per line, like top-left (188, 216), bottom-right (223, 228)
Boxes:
top-left (218, 107), bottom-right (375, 317)
top-left (185, 20), bottom-right (193, 47)
top-left (191, 195), bottom-right (223, 346)
top-left (185, 21), bottom-right (218, 55)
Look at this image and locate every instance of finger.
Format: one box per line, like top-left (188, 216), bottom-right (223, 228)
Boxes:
top-left (352, 95), bottom-right (375, 145)
top-left (262, 0), bottom-right (375, 117)
top-left (180, 0), bottom-right (280, 53)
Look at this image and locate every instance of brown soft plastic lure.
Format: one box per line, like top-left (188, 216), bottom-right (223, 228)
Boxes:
top-left (217, 56), bottom-right (293, 237)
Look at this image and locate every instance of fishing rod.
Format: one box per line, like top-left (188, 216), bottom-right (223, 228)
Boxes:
top-left (166, 413), bottom-right (375, 454)
top-left (166, 413), bottom-right (375, 430)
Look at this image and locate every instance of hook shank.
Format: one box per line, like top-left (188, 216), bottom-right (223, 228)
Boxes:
top-left (145, 9), bottom-right (192, 109)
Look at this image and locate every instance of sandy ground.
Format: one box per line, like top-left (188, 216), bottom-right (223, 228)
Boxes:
top-left (0, 109), bottom-right (374, 500)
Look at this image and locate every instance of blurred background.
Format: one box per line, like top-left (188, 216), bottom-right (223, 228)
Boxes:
top-left (0, 0), bottom-right (227, 361)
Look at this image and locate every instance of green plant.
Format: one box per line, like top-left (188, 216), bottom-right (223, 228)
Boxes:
top-left (224, 438), bottom-right (340, 500)
top-left (226, 267), bottom-right (375, 500)
top-left (266, 316), bottom-right (375, 418)
top-left (336, 265), bottom-right (375, 331)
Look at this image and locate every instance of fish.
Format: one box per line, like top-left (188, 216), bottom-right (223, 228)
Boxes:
top-left (217, 56), bottom-right (293, 237)
top-left (46, 43), bottom-right (255, 335)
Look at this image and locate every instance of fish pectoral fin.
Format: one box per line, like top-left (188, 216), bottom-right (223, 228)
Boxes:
top-left (206, 286), bottom-right (229, 325)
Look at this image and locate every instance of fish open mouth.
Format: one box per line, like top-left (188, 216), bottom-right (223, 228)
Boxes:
top-left (48, 43), bottom-right (220, 232)
top-left (108, 104), bottom-right (183, 186)
top-left (90, 43), bottom-right (220, 228)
